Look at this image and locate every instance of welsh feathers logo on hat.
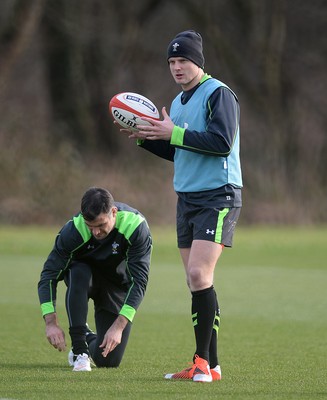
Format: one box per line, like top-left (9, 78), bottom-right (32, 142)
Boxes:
top-left (167, 30), bottom-right (205, 68)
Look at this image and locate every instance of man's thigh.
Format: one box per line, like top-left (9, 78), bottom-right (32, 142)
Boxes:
top-left (192, 207), bottom-right (241, 247)
top-left (178, 206), bottom-right (241, 248)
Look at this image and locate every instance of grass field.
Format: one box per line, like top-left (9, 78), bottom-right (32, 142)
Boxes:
top-left (0, 225), bottom-right (326, 400)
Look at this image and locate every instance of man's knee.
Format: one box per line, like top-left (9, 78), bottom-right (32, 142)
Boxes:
top-left (92, 352), bottom-right (122, 368)
top-left (66, 262), bottom-right (92, 289)
top-left (187, 266), bottom-right (212, 289)
top-left (71, 262), bottom-right (92, 278)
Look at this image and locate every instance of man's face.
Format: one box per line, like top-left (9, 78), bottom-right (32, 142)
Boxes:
top-left (84, 208), bottom-right (117, 240)
top-left (168, 57), bottom-right (202, 90)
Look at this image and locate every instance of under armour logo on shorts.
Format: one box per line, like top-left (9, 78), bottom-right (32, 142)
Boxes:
top-left (206, 229), bottom-right (215, 235)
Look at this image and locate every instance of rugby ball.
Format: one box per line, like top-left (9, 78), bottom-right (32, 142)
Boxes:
top-left (109, 92), bottom-right (160, 131)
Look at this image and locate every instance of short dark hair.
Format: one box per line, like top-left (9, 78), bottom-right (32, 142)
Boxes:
top-left (81, 187), bottom-right (114, 221)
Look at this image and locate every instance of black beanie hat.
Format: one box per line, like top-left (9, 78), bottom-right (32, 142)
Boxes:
top-left (167, 30), bottom-right (205, 69)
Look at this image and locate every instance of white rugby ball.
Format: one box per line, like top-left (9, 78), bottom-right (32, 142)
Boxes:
top-left (109, 92), bottom-right (160, 131)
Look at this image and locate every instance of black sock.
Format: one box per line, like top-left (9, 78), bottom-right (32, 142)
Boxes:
top-left (191, 285), bottom-right (216, 363)
top-left (209, 292), bottom-right (220, 368)
top-left (86, 331), bottom-right (97, 358)
top-left (69, 326), bottom-right (89, 356)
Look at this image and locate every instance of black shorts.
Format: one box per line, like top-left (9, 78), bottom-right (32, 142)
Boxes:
top-left (176, 194), bottom-right (241, 248)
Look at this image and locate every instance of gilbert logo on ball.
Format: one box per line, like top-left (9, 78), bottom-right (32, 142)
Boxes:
top-left (109, 92), bottom-right (160, 131)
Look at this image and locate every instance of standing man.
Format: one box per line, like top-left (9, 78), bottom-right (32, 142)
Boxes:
top-left (38, 187), bottom-right (152, 371)
top-left (121, 30), bottom-right (242, 382)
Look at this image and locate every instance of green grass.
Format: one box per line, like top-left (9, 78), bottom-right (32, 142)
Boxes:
top-left (0, 225), bottom-right (327, 399)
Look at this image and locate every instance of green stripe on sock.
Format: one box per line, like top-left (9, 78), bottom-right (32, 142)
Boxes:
top-left (213, 314), bottom-right (220, 333)
top-left (192, 312), bottom-right (198, 327)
